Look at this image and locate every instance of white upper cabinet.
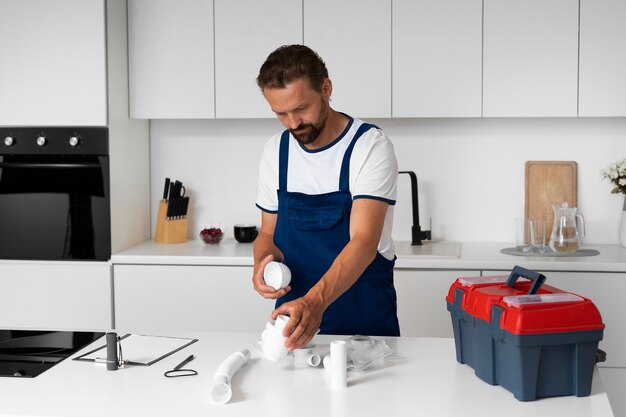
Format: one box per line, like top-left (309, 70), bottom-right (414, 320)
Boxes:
top-left (483, 0), bottom-right (579, 117)
top-left (579, 0), bottom-right (626, 117)
top-left (128, 0), bottom-right (214, 119)
top-left (214, 0), bottom-right (302, 118)
top-left (303, 0), bottom-right (391, 119)
top-left (0, 0), bottom-right (107, 126)
top-left (392, 0), bottom-right (482, 118)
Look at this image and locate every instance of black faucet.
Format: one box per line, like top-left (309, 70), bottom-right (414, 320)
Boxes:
top-left (398, 171), bottom-right (431, 245)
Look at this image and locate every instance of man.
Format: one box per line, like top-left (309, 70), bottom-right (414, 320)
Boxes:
top-left (253, 45), bottom-right (399, 351)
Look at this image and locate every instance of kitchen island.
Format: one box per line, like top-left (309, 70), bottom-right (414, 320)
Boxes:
top-left (0, 333), bottom-right (614, 417)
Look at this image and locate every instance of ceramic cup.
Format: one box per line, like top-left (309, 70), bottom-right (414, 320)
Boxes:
top-left (263, 261), bottom-right (291, 290)
top-left (261, 315), bottom-right (290, 362)
top-left (233, 224), bottom-right (258, 243)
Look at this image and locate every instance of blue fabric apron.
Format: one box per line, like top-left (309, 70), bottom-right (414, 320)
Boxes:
top-left (273, 123), bottom-right (400, 336)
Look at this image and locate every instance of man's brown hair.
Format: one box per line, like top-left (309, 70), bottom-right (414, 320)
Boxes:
top-left (257, 44), bottom-right (329, 93)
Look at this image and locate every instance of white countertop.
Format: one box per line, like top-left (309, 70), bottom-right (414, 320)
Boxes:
top-left (0, 333), bottom-right (614, 417)
top-left (111, 239), bottom-right (626, 272)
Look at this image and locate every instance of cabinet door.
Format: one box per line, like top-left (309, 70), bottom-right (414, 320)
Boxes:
top-left (214, 0), bottom-right (302, 118)
top-left (0, 263), bottom-right (112, 329)
top-left (579, 0), bottom-right (626, 116)
top-left (0, 0), bottom-right (107, 126)
top-left (393, 0), bottom-right (482, 117)
top-left (483, 0), bottom-right (579, 117)
top-left (128, 0), bottom-right (214, 118)
top-left (303, 0), bottom-right (391, 118)
top-left (114, 265), bottom-right (273, 332)
top-left (394, 269), bottom-right (480, 337)
top-left (486, 270), bottom-right (626, 368)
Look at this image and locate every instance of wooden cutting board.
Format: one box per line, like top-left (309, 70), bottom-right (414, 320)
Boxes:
top-left (525, 161), bottom-right (578, 243)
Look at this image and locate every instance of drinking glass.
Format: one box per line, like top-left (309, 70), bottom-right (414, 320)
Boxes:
top-left (529, 219), bottom-right (546, 253)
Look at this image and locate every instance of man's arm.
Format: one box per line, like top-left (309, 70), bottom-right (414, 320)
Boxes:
top-left (252, 210), bottom-right (289, 299)
top-left (271, 198), bottom-right (389, 350)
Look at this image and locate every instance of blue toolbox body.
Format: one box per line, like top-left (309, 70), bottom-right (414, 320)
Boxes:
top-left (446, 266), bottom-right (604, 401)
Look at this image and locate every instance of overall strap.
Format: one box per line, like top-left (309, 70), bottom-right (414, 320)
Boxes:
top-left (338, 123), bottom-right (377, 192)
top-left (278, 130), bottom-right (290, 191)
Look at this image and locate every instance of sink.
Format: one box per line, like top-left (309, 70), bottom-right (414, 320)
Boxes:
top-left (395, 241), bottom-right (462, 259)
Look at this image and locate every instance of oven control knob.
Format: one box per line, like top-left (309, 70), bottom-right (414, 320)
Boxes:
top-left (36, 136), bottom-right (47, 146)
top-left (69, 136), bottom-right (80, 147)
top-left (4, 136), bottom-right (14, 146)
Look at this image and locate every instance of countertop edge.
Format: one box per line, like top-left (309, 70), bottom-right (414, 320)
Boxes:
top-left (111, 240), bottom-right (626, 272)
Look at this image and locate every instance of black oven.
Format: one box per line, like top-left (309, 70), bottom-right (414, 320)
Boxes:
top-left (0, 127), bottom-right (110, 261)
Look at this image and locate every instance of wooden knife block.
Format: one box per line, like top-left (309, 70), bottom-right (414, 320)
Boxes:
top-left (155, 200), bottom-right (188, 244)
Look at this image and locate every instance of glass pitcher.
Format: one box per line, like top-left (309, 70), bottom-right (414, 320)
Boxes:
top-left (549, 202), bottom-right (585, 253)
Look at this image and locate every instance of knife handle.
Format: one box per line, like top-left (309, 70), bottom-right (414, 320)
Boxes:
top-left (182, 196), bottom-right (189, 217)
top-left (166, 199), bottom-right (174, 220)
top-left (163, 177), bottom-right (171, 201)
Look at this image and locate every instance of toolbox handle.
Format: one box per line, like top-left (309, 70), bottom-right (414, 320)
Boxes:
top-left (506, 265), bottom-right (546, 295)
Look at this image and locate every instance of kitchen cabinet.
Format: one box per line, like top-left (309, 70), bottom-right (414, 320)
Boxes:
top-left (0, 0), bottom-right (107, 126)
top-left (482, 0), bottom-right (579, 117)
top-left (214, 0), bottom-right (302, 118)
top-left (113, 265), bottom-right (273, 332)
top-left (0, 263), bottom-right (112, 329)
top-left (486, 270), bottom-right (626, 368)
top-left (303, 0), bottom-right (391, 118)
top-left (394, 269), bottom-right (480, 337)
top-left (578, 0), bottom-right (626, 117)
top-left (128, 0), bottom-right (215, 118)
top-left (392, 0), bottom-right (482, 118)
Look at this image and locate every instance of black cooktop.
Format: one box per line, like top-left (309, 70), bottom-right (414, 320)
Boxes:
top-left (0, 330), bottom-right (104, 377)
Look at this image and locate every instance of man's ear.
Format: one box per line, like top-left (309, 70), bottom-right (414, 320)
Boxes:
top-left (322, 78), bottom-right (332, 98)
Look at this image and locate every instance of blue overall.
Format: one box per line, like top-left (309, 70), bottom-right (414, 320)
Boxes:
top-left (273, 123), bottom-right (400, 336)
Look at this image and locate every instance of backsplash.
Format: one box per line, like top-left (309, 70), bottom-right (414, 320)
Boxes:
top-left (150, 117), bottom-right (626, 245)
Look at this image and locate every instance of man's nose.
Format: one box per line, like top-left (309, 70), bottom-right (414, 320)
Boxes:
top-left (285, 114), bottom-right (302, 130)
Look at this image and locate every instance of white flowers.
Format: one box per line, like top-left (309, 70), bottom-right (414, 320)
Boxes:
top-left (601, 158), bottom-right (626, 194)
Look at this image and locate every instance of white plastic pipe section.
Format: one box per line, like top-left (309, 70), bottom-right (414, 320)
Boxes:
top-left (210, 348), bottom-right (251, 405)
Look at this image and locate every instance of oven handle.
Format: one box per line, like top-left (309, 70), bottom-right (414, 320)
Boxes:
top-left (0, 162), bottom-right (101, 169)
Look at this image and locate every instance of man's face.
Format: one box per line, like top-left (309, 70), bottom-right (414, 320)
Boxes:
top-left (263, 78), bottom-right (331, 146)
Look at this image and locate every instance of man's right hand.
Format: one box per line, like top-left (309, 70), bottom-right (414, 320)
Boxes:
top-left (253, 254), bottom-right (291, 299)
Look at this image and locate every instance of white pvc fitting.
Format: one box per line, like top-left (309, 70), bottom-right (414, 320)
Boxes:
top-left (263, 262), bottom-right (291, 290)
top-left (293, 346), bottom-right (321, 368)
top-left (330, 340), bottom-right (347, 389)
top-left (210, 348), bottom-right (251, 405)
top-left (260, 316), bottom-right (289, 362)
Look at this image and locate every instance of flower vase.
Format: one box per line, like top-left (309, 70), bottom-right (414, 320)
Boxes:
top-left (621, 197), bottom-right (626, 248)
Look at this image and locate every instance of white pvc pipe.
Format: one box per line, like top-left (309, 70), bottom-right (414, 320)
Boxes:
top-left (330, 340), bottom-right (347, 389)
top-left (210, 348), bottom-right (251, 405)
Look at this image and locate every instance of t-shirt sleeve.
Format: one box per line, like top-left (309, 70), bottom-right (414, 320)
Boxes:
top-left (350, 128), bottom-right (398, 205)
top-left (255, 134), bottom-right (281, 213)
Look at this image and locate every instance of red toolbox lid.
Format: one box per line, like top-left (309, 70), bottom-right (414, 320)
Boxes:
top-left (447, 266), bottom-right (604, 335)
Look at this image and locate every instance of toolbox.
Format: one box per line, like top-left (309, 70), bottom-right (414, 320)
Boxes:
top-left (446, 265), bottom-right (604, 401)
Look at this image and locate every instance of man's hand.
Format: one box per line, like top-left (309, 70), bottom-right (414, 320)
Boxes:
top-left (270, 295), bottom-right (324, 351)
top-left (252, 254), bottom-right (291, 299)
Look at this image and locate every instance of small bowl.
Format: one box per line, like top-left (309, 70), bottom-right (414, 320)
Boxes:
top-left (200, 230), bottom-right (223, 244)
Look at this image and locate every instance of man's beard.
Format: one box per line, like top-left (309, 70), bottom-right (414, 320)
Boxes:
top-left (289, 99), bottom-right (329, 146)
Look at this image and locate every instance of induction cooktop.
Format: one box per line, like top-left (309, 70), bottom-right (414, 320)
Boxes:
top-left (0, 330), bottom-right (104, 377)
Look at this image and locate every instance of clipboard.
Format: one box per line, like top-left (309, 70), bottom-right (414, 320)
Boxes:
top-left (73, 334), bottom-right (198, 366)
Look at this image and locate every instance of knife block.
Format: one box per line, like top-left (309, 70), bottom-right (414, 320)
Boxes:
top-left (155, 200), bottom-right (188, 244)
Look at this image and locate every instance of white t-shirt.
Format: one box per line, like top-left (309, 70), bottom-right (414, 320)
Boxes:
top-left (256, 117), bottom-right (397, 260)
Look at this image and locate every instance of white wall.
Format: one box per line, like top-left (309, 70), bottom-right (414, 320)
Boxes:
top-left (149, 117), bottom-right (626, 245)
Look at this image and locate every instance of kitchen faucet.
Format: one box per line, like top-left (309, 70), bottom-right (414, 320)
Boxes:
top-left (398, 171), bottom-right (431, 245)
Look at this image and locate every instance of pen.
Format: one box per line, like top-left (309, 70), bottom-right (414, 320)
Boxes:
top-left (174, 354), bottom-right (195, 370)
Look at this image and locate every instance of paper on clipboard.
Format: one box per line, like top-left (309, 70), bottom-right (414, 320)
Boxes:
top-left (74, 334), bottom-right (198, 366)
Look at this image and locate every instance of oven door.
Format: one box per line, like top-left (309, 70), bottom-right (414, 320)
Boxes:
top-left (0, 155), bottom-right (111, 261)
